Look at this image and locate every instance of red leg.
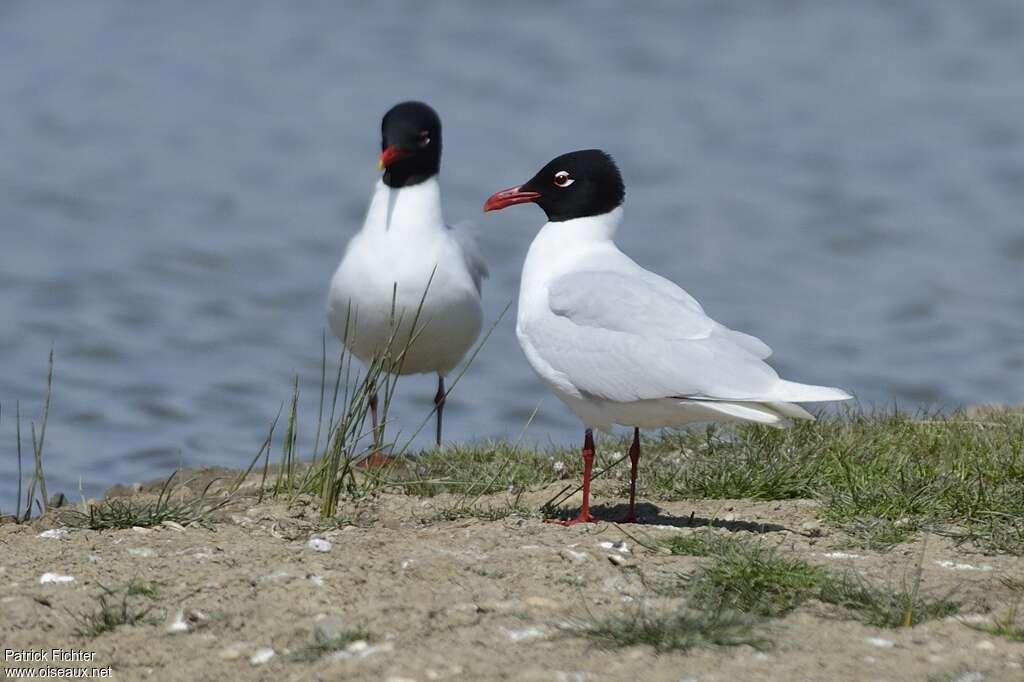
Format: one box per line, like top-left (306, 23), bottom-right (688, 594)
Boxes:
top-left (619, 428), bottom-right (641, 523)
top-left (548, 429), bottom-right (597, 525)
top-left (358, 391), bottom-right (392, 468)
top-left (434, 374), bottom-right (445, 448)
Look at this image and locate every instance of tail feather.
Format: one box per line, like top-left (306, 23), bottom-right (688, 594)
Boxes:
top-left (696, 399), bottom-right (815, 426)
top-left (763, 400), bottom-right (816, 420)
top-left (773, 379), bottom-right (852, 403)
top-left (699, 401), bottom-right (786, 425)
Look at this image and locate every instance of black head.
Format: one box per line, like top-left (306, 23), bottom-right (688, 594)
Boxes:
top-left (379, 101), bottom-right (442, 188)
top-left (483, 149), bottom-right (625, 222)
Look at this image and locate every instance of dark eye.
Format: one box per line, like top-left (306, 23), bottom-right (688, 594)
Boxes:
top-left (418, 131), bottom-right (431, 147)
top-left (553, 170), bottom-right (574, 188)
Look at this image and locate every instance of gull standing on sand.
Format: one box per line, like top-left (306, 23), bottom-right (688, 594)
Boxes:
top-left (328, 102), bottom-right (487, 459)
top-left (484, 149), bottom-right (850, 524)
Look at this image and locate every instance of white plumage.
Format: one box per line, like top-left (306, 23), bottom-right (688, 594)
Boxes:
top-left (328, 177), bottom-right (485, 448)
top-left (516, 206), bottom-right (849, 434)
top-left (487, 148), bottom-right (850, 524)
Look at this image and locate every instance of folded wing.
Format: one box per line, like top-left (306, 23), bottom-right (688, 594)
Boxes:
top-left (540, 270), bottom-right (839, 403)
top-left (448, 221), bottom-right (489, 294)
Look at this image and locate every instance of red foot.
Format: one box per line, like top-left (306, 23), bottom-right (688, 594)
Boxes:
top-left (356, 451), bottom-right (394, 469)
top-left (546, 512), bottom-right (597, 526)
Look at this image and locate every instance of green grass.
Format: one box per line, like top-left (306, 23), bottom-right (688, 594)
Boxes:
top-left (649, 408), bottom-right (1024, 554)
top-left (579, 605), bottom-right (767, 653)
top-left (819, 572), bottom-right (959, 627)
top-left (67, 581), bottom-right (161, 637)
top-left (966, 578), bottom-right (1024, 642)
top-left (426, 497), bottom-right (538, 523)
top-left (831, 517), bottom-right (916, 552)
top-left (260, 294), bottom-right (511, 518)
top-left (558, 530), bottom-right (961, 652)
top-left (659, 531), bottom-right (744, 558)
top-left (426, 408), bottom-right (1023, 554)
top-left (9, 341), bottom-right (1023, 560)
top-left (655, 533), bottom-right (959, 627)
top-left (393, 441), bottom-right (566, 497)
top-left (968, 603), bottom-right (1024, 642)
top-left (685, 541), bottom-right (828, 618)
top-left (3, 350), bottom-right (55, 522)
top-left (288, 627), bottom-right (376, 662)
top-left (59, 471), bottom-right (233, 530)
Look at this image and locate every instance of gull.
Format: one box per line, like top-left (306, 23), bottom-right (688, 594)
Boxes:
top-left (484, 149), bottom-right (850, 524)
top-left (328, 102), bottom-right (486, 461)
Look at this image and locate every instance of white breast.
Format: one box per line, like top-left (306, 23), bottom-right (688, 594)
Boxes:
top-left (515, 209), bottom-right (624, 400)
top-left (328, 178), bottom-right (484, 376)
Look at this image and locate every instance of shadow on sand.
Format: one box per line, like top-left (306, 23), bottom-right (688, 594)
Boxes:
top-left (545, 502), bottom-right (790, 534)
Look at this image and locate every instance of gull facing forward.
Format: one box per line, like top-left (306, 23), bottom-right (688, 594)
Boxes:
top-left (484, 149), bottom-right (850, 524)
top-left (328, 102), bottom-right (487, 459)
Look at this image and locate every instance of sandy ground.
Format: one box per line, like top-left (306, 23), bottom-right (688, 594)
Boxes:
top-left (2, 473), bottom-right (1023, 682)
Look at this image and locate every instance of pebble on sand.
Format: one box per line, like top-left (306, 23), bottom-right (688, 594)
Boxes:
top-left (37, 529), bottom-right (69, 540)
top-left (524, 596), bottom-right (561, 610)
top-left (39, 572), bottom-right (75, 585)
top-left (168, 611), bottom-right (190, 634)
top-left (501, 626), bottom-right (549, 642)
top-left (249, 648), bottom-right (276, 665)
top-left (218, 643), bottom-right (247, 661)
top-left (168, 609), bottom-right (210, 634)
top-left (560, 549), bottom-right (589, 563)
top-left (307, 537), bottom-right (333, 553)
top-left (933, 560), bottom-right (993, 572)
top-left (314, 615), bottom-right (349, 648)
top-left (598, 541), bottom-right (630, 553)
top-left (330, 641), bottom-right (394, 661)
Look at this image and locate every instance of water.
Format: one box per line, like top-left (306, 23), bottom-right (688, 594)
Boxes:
top-left (2, 1), bottom-right (1023, 511)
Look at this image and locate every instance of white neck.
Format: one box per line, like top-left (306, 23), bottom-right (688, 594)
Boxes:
top-left (362, 177), bottom-right (444, 235)
top-left (519, 206), bottom-right (625, 291)
top-left (533, 206), bottom-right (624, 250)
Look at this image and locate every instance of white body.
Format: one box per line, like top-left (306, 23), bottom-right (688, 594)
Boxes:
top-left (328, 178), bottom-right (485, 376)
top-left (515, 207), bottom-right (850, 432)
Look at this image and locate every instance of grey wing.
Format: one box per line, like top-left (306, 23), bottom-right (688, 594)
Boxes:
top-left (448, 220), bottom-right (489, 294)
top-left (539, 270), bottom-right (781, 402)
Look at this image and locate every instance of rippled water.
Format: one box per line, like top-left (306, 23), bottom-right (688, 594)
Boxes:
top-left (2, 1), bottom-right (1023, 511)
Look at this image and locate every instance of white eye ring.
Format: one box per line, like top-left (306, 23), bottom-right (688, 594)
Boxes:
top-left (553, 171), bottom-right (574, 188)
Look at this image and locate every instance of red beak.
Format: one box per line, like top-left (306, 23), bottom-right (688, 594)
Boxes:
top-left (483, 186), bottom-right (541, 212)
top-left (378, 145), bottom-right (408, 169)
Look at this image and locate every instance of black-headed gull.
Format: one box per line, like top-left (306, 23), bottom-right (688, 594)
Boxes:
top-left (328, 102), bottom-right (487, 459)
top-left (484, 149), bottom-right (850, 524)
